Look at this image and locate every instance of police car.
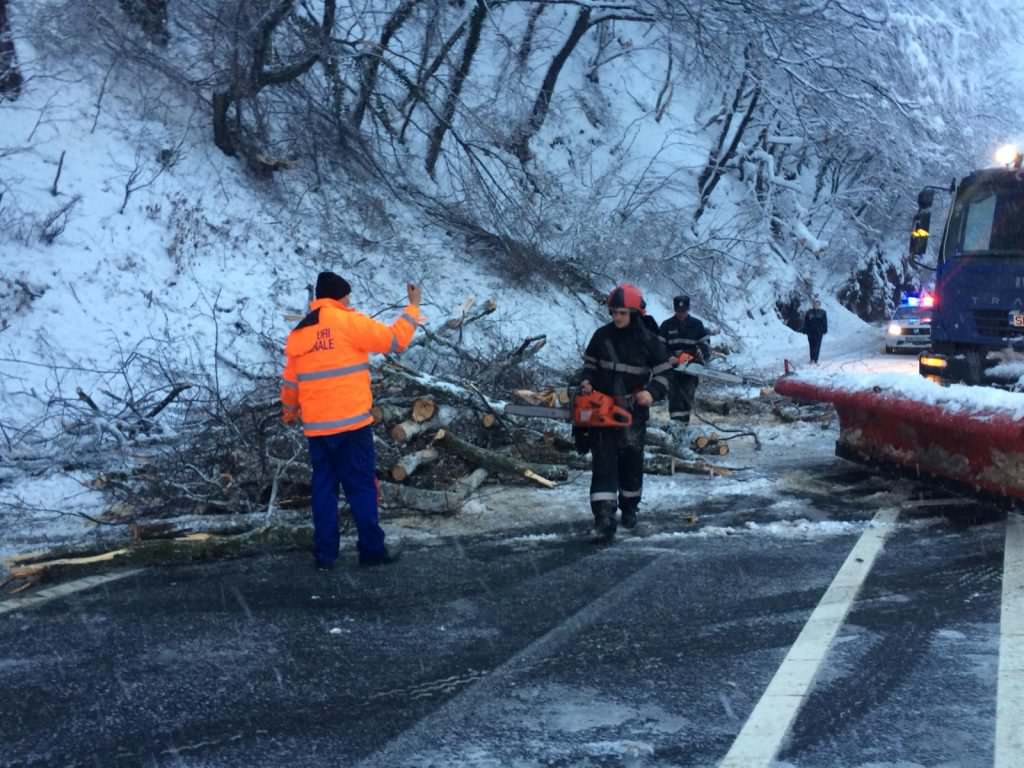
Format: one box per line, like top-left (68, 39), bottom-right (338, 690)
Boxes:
top-left (884, 292), bottom-right (932, 353)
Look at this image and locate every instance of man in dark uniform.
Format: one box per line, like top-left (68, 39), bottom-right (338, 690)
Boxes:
top-left (640, 298), bottom-right (660, 335)
top-left (802, 298), bottom-right (828, 364)
top-left (658, 295), bottom-right (710, 429)
top-left (579, 284), bottom-right (672, 540)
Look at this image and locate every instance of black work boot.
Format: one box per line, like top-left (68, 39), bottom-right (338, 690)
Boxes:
top-left (359, 539), bottom-right (404, 567)
top-left (593, 503), bottom-right (617, 541)
top-left (620, 506), bottom-right (638, 530)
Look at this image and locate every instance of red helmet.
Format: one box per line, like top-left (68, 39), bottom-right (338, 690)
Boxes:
top-left (607, 284), bottom-right (645, 312)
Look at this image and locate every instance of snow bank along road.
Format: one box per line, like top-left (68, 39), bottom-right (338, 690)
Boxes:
top-left (0, 459), bottom-right (1019, 768)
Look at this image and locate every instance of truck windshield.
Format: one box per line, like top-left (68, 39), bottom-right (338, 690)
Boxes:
top-left (944, 182), bottom-right (1024, 258)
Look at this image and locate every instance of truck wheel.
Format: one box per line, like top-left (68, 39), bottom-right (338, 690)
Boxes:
top-left (884, 346), bottom-right (893, 354)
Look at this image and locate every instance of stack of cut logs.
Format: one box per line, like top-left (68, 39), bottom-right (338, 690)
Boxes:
top-left (368, 365), bottom-right (735, 518)
top-left (691, 432), bottom-right (730, 456)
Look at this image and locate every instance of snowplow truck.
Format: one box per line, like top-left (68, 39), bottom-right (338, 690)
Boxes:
top-left (774, 147), bottom-right (1024, 500)
top-left (914, 149), bottom-right (1024, 385)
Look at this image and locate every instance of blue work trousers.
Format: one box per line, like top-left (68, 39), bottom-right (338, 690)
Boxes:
top-left (308, 425), bottom-right (386, 565)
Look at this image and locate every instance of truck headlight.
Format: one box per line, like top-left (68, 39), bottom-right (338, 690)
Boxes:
top-left (887, 323), bottom-right (902, 336)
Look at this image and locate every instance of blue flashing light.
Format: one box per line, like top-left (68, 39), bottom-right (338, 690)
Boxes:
top-left (900, 289), bottom-right (934, 308)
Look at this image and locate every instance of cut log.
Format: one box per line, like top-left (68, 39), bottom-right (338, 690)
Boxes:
top-left (542, 430), bottom-right (576, 452)
top-left (481, 413), bottom-right (497, 429)
top-left (521, 469), bottom-right (557, 489)
top-left (452, 467), bottom-right (490, 497)
top-left (371, 403), bottom-right (409, 424)
top-left (379, 468), bottom-right (489, 514)
top-left (716, 443), bottom-right (730, 456)
top-left (445, 295), bottom-right (476, 328)
top-left (512, 387), bottom-right (572, 407)
top-left (411, 398), bottom-right (436, 423)
top-left (646, 428), bottom-right (680, 454)
top-left (390, 447), bottom-right (440, 482)
top-left (433, 429), bottom-right (566, 486)
top-left (382, 364), bottom-right (507, 414)
top-left (390, 405), bottom-right (455, 443)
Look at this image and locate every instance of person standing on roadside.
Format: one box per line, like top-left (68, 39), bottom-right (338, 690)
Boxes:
top-left (658, 295), bottom-right (710, 431)
top-left (280, 271), bottom-right (422, 570)
top-left (579, 284), bottom-right (672, 540)
top-left (802, 298), bottom-right (828, 364)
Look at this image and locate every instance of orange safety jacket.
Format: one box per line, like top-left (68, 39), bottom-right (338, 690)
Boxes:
top-left (280, 298), bottom-right (422, 437)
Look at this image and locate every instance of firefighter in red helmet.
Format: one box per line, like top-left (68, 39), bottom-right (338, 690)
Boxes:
top-left (578, 284), bottom-right (672, 539)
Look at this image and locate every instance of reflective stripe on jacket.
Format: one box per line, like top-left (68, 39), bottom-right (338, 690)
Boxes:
top-left (280, 298), bottom-right (421, 436)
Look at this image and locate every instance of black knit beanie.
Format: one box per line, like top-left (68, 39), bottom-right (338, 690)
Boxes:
top-left (315, 271), bottom-right (351, 300)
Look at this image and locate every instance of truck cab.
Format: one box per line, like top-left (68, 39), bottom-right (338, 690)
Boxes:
top-left (911, 148), bottom-right (1024, 384)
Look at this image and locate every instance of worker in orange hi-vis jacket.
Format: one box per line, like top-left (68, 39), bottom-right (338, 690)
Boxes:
top-left (280, 271), bottom-right (422, 570)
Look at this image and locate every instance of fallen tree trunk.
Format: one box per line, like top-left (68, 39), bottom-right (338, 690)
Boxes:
top-left (569, 454), bottom-right (732, 477)
top-left (390, 447), bottom-right (440, 482)
top-left (3, 524), bottom-right (314, 585)
top-left (433, 428), bottom-right (566, 487)
top-left (379, 467), bottom-right (489, 514)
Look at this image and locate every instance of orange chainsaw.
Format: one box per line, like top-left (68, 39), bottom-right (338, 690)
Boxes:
top-left (505, 390), bottom-right (633, 427)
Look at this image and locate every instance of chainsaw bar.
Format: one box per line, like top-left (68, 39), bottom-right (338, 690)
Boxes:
top-left (504, 404), bottom-right (572, 420)
top-left (679, 363), bottom-right (756, 385)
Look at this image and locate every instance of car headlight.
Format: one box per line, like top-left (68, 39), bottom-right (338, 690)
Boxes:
top-left (887, 323), bottom-right (902, 336)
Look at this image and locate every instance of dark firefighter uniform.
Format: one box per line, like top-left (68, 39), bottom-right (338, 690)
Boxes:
top-left (802, 305), bottom-right (828, 363)
top-left (658, 295), bottom-right (710, 425)
top-left (581, 284), bottom-right (672, 538)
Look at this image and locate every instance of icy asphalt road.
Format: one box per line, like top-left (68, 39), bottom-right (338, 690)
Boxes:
top-left (0, 457), bottom-right (1017, 768)
top-left (2, 342), bottom-right (1016, 768)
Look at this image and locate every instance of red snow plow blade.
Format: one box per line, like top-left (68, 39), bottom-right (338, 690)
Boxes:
top-left (775, 375), bottom-right (1024, 500)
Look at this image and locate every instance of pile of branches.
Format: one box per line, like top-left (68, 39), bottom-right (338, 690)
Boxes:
top-left (3, 300), bottom-right (750, 531)
top-left (1, 299), bottom-right (744, 589)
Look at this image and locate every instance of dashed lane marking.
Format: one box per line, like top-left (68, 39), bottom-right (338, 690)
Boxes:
top-left (0, 570), bottom-right (143, 614)
top-left (995, 512), bottom-right (1024, 768)
top-left (719, 507), bottom-right (900, 768)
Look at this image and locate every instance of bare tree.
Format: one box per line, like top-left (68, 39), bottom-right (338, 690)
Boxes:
top-left (425, 0), bottom-right (487, 178)
top-left (693, 44), bottom-right (760, 225)
top-left (117, 0), bottom-right (168, 45)
top-left (211, 0), bottom-right (337, 162)
top-left (350, 0), bottom-right (420, 131)
top-left (512, 5), bottom-right (591, 162)
top-left (0, 0), bottom-right (22, 100)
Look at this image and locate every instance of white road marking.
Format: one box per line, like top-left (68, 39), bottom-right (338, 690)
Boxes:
top-left (995, 512), bottom-right (1024, 768)
top-left (0, 570), bottom-right (143, 614)
top-left (719, 507), bottom-right (900, 768)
